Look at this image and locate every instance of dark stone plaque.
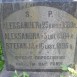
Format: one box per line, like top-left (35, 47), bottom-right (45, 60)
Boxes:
top-left (0, 2), bottom-right (77, 72)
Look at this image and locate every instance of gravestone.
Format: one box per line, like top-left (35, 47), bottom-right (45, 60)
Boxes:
top-left (0, 1), bottom-right (77, 77)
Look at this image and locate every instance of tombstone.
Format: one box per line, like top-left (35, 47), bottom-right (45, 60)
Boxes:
top-left (0, 0), bottom-right (77, 77)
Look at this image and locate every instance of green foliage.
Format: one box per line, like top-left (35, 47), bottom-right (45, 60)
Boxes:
top-left (0, 60), bottom-right (4, 71)
top-left (12, 70), bottom-right (29, 77)
top-left (61, 64), bottom-right (77, 77)
top-left (61, 64), bottom-right (68, 71)
top-left (0, 40), bottom-right (4, 71)
top-left (60, 75), bottom-right (65, 77)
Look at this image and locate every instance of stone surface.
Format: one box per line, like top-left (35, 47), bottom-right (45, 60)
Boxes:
top-left (0, 67), bottom-right (65, 77)
top-left (0, 2), bottom-right (77, 77)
